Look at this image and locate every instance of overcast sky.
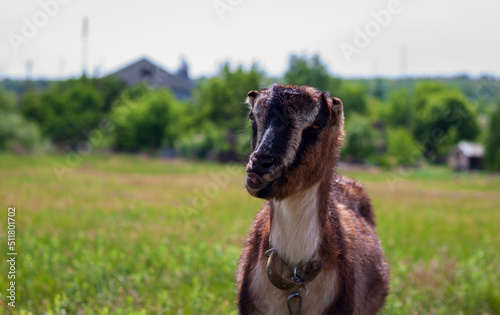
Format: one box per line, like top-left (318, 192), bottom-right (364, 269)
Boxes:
top-left (1, 0), bottom-right (499, 79)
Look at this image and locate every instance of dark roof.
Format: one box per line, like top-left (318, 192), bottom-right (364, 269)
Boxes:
top-left (110, 56), bottom-right (195, 91)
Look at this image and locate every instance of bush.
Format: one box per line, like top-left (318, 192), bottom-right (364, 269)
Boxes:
top-left (0, 87), bottom-right (43, 152)
top-left (342, 114), bottom-right (380, 162)
top-left (0, 87), bottom-right (16, 112)
top-left (0, 112), bottom-right (42, 152)
top-left (177, 122), bottom-right (230, 159)
top-left (112, 88), bottom-right (183, 152)
top-left (381, 127), bottom-right (422, 168)
top-left (21, 80), bottom-right (106, 148)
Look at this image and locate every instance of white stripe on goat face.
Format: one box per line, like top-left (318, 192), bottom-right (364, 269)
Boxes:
top-left (250, 85), bottom-right (325, 174)
top-left (252, 96), bottom-right (321, 168)
top-left (280, 105), bottom-right (320, 169)
top-left (250, 98), bottom-right (267, 147)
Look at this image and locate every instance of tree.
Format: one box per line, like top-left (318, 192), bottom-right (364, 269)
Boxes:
top-left (413, 81), bottom-right (448, 111)
top-left (371, 78), bottom-right (385, 100)
top-left (40, 80), bottom-right (105, 148)
top-left (411, 82), bottom-right (479, 161)
top-left (339, 83), bottom-right (368, 118)
top-left (284, 54), bottom-right (331, 92)
top-left (91, 75), bottom-right (126, 111)
top-left (381, 89), bottom-right (410, 127)
top-left (484, 103), bottom-right (500, 171)
top-left (19, 77), bottom-right (127, 149)
top-left (191, 63), bottom-right (264, 158)
top-left (21, 90), bottom-right (45, 122)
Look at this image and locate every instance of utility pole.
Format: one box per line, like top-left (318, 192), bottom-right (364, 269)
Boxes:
top-left (81, 17), bottom-right (89, 77)
top-left (25, 59), bottom-right (33, 91)
top-left (400, 45), bottom-right (412, 129)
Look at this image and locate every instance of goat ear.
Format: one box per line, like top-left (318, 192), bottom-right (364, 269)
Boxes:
top-left (246, 90), bottom-right (260, 109)
top-left (331, 97), bottom-right (344, 133)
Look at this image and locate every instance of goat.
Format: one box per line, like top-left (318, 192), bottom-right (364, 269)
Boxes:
top-left (237, 84), bottom-right (389, 314)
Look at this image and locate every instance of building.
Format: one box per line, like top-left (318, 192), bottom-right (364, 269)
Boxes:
top-left (448, 141), bottom-right (484, 170)
top-left (110, 56), bottom-right (195, 100)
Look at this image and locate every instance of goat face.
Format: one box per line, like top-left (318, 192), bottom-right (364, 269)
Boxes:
top-left (245, 84), bottom-right (344, 200)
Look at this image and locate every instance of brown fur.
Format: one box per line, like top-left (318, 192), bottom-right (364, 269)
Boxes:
top-left (237, 85), bottom-right (389, 314)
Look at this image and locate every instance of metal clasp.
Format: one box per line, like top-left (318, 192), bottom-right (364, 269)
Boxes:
top-left (287, 291), bottom-right (302, 315)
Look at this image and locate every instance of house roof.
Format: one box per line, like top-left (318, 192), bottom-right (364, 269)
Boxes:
top-left (457, 141), bottom-right (484, 158)
top-left (110, 56), bottom-right (195, 91)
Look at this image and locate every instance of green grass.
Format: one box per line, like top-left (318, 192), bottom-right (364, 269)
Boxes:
top-left (0, 153), bottom-right (499, 314)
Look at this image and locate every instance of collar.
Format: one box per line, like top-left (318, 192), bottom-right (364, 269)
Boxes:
top-left (265, 248), bottom-right (324, 291)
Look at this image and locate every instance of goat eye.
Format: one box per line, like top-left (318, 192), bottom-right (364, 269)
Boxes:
top-left (312, 123), bottom-right (322, 129)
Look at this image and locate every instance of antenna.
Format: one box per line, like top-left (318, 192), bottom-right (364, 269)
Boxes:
top-left (81, 17), bottom-right (89, 76)
top-left (25, 60), bottom-right (33, 91)
top-left (26, 60), bottom-right (33, 81)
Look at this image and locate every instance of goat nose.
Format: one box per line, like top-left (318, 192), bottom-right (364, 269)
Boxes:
top-left (252, 154), bottom-right (275, 172)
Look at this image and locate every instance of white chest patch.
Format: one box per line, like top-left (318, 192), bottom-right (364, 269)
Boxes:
top-left (270, 183), bottom-right (321, 265)
top-left (249, 184), bottom-right (339, 314)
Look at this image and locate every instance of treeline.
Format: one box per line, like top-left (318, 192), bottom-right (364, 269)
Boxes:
top-left (1, 54), bottom-right (500, 170)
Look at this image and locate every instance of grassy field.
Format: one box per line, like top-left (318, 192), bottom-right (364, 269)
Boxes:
top-left (0, 153), bottom-right (499, 314)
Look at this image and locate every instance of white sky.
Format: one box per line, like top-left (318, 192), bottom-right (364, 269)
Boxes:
top-left (1, 0), bottom-right (499, 79)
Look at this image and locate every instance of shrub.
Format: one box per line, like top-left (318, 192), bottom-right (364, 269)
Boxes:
top-left (0, 113), bottom-right (42, 152)
top-left (177, 122), bottom-right (230, 159)
top-left (0, 87), bottom-right (16, 112)
top-left (112, 88), bottom-right (182, 152)
top-left (382, 127), bottom-right (423, 168)
top-left (0, 87), bottom-right (43, 152)
top-left (342, 113), bottom-right (380, 163)
top-left (21, 80), bottom-right (106, 148)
